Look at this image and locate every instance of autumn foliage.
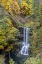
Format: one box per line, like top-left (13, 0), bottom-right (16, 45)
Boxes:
top-left (0, 16), bottom-right (19, 51)
top-left (0, 0), bottom-right (33, 15)
top-left (21, 1), bottom-right (29, 15)
top-left (12, 1), bottom-right (20, 14)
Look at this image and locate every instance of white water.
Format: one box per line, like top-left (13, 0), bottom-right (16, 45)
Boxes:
top-left (20, 27), bottom-right (30, 55)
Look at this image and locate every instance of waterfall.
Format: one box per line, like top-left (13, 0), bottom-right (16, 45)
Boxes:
top-left (20, 27), bottom-right (30, 55)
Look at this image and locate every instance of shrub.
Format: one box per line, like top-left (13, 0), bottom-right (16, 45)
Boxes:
top-left (0, 16), bottom-right (19, 52)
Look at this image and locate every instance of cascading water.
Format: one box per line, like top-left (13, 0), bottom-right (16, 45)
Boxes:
top-left (20, 27), bottom-right (30, 55)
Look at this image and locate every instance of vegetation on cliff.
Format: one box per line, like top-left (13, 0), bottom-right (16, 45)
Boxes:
top-left (0, 0), bottom-right (42, 64)
top-left (0, 16), bottom-right (19, 52)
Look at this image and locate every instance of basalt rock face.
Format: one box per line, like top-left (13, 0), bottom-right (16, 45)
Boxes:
top-left (6, 14), bottom-right (25, 28)
top-left (39, 0), bottom-right (42, 2)
top-left (0, 5), bottom-right (8, 16)
top-left (16, 27), bottom-right (24, 41)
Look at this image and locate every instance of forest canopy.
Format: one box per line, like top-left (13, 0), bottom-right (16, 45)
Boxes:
top-left (0, 0), bottom-right (33, 15)
top-left (0, 16), bottom-right (19, 51)
top-left (0, 0), bottom-right (42, 64)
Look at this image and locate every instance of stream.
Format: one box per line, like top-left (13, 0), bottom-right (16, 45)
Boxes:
top-left (10, 27), bottom-right (30, 64)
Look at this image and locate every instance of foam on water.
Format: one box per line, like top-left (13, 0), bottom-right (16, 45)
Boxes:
top-left (20, 27), bottom-right (30, 55)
